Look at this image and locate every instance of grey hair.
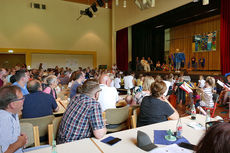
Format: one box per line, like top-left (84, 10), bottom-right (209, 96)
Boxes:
top-left (46, 75), bottom-right (57, 85)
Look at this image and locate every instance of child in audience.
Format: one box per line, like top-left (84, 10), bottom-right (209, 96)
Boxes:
top-left (174, 76), bottom-right (186, 105)
top-left (136, 74), bottom-right (144, 87)
top-left (196, 77), bottom-right (214, 109)
top-left (114, 73), bottom-right (121, 89)
top-left (198, 75), bottom-right (205, 88)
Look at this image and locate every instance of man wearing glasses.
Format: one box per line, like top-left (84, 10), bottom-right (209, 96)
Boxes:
top-left (0, 86), bottom-right (27, 153)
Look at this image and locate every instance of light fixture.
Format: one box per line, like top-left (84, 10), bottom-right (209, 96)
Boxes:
top-left (91, 2), bottom-right (97, 12)
top-left (202, 0), bottom-right (209, 5)
top-left (116, 0), bottom-right (119, 6)
top-left (85, 8), bottom-right (93, 18)
top-left (97, 0), bottom-right (104, 7)
top-left (123, 0), bottom-right (127, 8)
top-left (8, 50), bottom-right (14, 53)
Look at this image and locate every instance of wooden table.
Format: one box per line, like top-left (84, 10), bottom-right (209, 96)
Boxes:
top-left (26, 138), bottom-right (101, 153)
top-left (92, 114), bottom-right (207, 153)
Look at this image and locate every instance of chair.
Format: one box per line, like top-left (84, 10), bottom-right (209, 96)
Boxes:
top-left (131, 107), bottom-right (140, 129)
top-left (20, 123), bottom-right (40, 147)
top-left (20, 115), bottom-right (55, 145)
top-left (104, 106), bottom-right (131, 132)
top-left (203, 93), bottom-right (219, 118)
top-left (52, 116), bottom-right (62, 140)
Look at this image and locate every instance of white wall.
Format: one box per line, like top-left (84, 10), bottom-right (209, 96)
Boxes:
top-left (0, 0), bottom-right (112, 67)
top-left (31, 53), bottom-right (93, 70)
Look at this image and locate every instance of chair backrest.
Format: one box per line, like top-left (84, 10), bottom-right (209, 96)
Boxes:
top-left (20, 115), bottom-right (55, 138)
top-left (131, 107), bottom-right (140, 129)
top-left (105, 106), bottom-right (129, 124)
top-left (52, 116), bottom-right (62, 139)
top-left (20, 123), bottom-right (40, 147)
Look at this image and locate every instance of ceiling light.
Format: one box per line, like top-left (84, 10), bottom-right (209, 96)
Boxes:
top-left (91, 2), bottom-right (97, 12)
top-left (8, 50), bottom-right (14, 53)
top-left (203, 0), bottom-right (209, 5)
top-left (123, 0), bottom-right (127, 8)
top-left (97, 0), bottom-right (104, 7)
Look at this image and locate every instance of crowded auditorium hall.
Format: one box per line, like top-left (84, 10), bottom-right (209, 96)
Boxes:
top-left (1, 0), bottom-right (230, 153)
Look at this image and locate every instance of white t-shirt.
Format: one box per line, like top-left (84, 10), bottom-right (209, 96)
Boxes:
top-left (98, 84), bottom-right (119, 112)
top-left (163, 80), bottom-right (171, 96)
top-left (110, 80), bottom-right (115, 87)
top-left (123, 75), bottom-right (134, 89)
top-left (200, 87), bottom-right (213, 107)
top-left (198, 79), bottom-right (206, 88)
top-left (114, 78), bottom-right (121, 89)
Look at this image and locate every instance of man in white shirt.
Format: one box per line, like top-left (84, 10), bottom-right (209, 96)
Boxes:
top-left (98, 74), bottom-right (119, 112)
top-left (123, 72), bottom-right (135, 89)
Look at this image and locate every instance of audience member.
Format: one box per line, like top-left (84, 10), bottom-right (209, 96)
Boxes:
top-left (137, 80), bottom-right (179, 127)
top-left (123, 72), bottom-right (135, 90)
top-left (196, 122), bottom-right (230, 153)
top-left (69, 72), bottom-right (85, 99)
top-left (198, 75), bottom-right (205, 88)
top-left (114, 73), bottom-right (121, 89)
top-left (13, 69), bottom-right (29, 96)
top-left (0, 86), bottom-right (27, 153)
top-left (0, 68), bottom-right (7, 87)
top-left (22, 80), bottom-right (59, 118)
top-left (43, 75), bottom-right (58, 99)
top-left (98, 74), bottom-right (119, 112)
top-left (57, 79), bottom-right (106, 144)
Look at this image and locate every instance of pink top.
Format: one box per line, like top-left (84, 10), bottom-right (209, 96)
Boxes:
top-left (43, 87), bottom-right (56, 99)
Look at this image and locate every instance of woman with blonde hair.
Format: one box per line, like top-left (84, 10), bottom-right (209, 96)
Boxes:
top-left (125, 76), bottom-right (154, 105)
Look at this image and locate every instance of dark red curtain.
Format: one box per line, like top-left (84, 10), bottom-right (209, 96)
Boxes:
top-left (116, 28), bottom-right (128, 71)
top-left (221, 0), bottom-right (230, 75)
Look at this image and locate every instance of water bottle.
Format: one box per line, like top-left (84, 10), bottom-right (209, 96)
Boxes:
top-left (52, 140), bottom-right (57, 153)
top-left (205, 109), bottom-right (211, 123)
top-left (176, 118), bottom-right (183, 138)
top-left (191, 104), bottom-right (196, 120)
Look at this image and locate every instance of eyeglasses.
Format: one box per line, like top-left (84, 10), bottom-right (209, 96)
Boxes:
top-left (11, 96), bottom-right (25, 103)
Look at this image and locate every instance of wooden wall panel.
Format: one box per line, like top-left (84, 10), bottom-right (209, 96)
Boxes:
top-left (170, 15), bottom-right (220, 71)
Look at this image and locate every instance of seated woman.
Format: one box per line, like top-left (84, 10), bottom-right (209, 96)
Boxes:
top-left (137, 80), bottom-right (179, 127)
top-left (126, 76), bottom-right (155, 105)
top-left (43, 75), bottom-right (58, 99)
top-left (196, 122), bottom-right (230, 153)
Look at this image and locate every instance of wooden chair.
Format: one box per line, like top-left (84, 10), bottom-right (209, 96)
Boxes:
top-left (103, 106), bottom-right (131, 132)
top-left (131, 107), bottom-right (140, 129)
top-left (20, 122), bottom-right (40, 147)
top-left (20, 115), bottom-right (55, 145)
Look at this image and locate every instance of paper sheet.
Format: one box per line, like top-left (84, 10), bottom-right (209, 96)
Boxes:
top-left (149, 144), bottom-right (193, 153)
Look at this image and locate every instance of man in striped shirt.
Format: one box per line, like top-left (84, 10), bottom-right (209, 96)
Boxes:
top-left (57, 79), bottom-right (106, 144)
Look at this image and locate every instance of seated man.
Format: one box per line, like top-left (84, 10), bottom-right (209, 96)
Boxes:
top-left (98, 74), bottom-right (119, 112)
top-left (141, 57), bottom-right (150, 72)
top-left (0, 86), bottom-right (27, 153)
top-left (57, 79), bottom-right (106, 144)
top-left (22, 80), bottom-right (59, 118)
top-left (13, 69), bottom-right (30, 96)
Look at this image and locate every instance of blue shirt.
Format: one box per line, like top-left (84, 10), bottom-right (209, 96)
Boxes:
top-left (0, 110), bottom-right (22, 153)
top-left (12, 82), bottom-right (29, 96)
top-left (70, 81), bottom-right (81, 99)
top-left (22, 91), bottom-right (58, 118)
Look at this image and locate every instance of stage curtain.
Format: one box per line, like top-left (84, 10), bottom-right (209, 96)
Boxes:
top-left (116, 28), bottom-right (128, 71)
top-left (221, 0), bottom-right (230, 74)
top-left (132, 23), bottom-right (165, 67)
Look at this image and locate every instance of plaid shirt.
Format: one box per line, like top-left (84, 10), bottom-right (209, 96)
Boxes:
top-left (57, 94), bottom-right (104, 144)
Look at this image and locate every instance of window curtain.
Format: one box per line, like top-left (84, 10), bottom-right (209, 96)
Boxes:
top-left (221, 0), bottom-right (230, 74)
top-left (116, 28), bottom-right (128, 71)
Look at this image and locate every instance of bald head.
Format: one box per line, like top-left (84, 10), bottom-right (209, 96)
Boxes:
top-left (99, 74), bottom-right (111, 86)
top-left (27, 80), bottom-right (42, 93)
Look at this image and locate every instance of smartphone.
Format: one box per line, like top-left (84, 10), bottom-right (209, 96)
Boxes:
top-left (106, 138), bottom-right (122, 145)
top-left (177, 142), bottom-right (196, 150)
